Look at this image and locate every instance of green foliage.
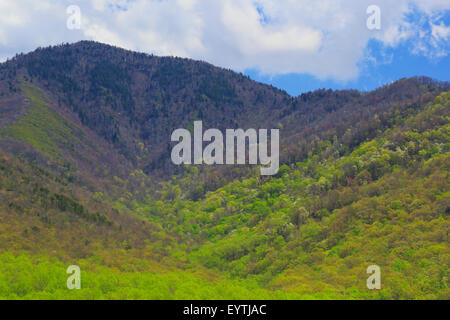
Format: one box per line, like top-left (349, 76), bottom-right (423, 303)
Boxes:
top-left (0, 44), bottom-right (449, 300)
top-left (124, 93), bottom-right (450, 299)
top-left (1, 82), bottom-right (87, 157)
top-left (0, 252), bottom-right (316, 300)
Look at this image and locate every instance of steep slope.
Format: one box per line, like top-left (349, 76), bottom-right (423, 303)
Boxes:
top-left (1, 42), bottom-right (447, 182)
top-left (0, 91), bottom-right (447, 299)
top-left (134, 92), bottom-right (450, 299)
top-left (3, 41), bottom-right (292, 177)
top-left (0, 42), bottom-right (448, 299)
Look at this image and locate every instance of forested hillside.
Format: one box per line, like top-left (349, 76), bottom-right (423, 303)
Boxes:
top-left (0, 42), bottom-right (448, 299)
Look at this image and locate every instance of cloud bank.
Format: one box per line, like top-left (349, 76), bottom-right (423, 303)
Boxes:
top-left (0, 0), bottom-right (449, 80)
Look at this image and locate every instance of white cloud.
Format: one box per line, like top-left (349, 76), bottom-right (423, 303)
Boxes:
top-left (0, 0), bottom-right (448, 80)
top-left (432, 22), bottom-right (450, 40)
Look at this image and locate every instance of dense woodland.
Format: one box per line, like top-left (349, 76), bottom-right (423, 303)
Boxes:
top-left (0, 42), bottom-right (448, 299)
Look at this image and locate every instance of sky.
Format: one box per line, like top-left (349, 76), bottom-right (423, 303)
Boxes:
top-left (0, 0), bottom-right (449, 96)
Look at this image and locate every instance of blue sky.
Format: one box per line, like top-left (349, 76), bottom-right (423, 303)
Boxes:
top-left (246, 39), bottom-right (450, 95)
top-left (0, 1), bottom-right (449, 96)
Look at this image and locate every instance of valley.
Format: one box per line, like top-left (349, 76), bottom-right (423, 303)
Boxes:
top-left (0, 42), bottom-right (448, 300)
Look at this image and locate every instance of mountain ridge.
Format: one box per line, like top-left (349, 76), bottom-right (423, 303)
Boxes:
top-left (0, 42), bottom-right (448, 299)
top-left (1, 41), bottom-right (447, 183)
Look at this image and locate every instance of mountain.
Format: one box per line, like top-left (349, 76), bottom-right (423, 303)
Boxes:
top-left (0, 41), bottom-right (448, 299)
